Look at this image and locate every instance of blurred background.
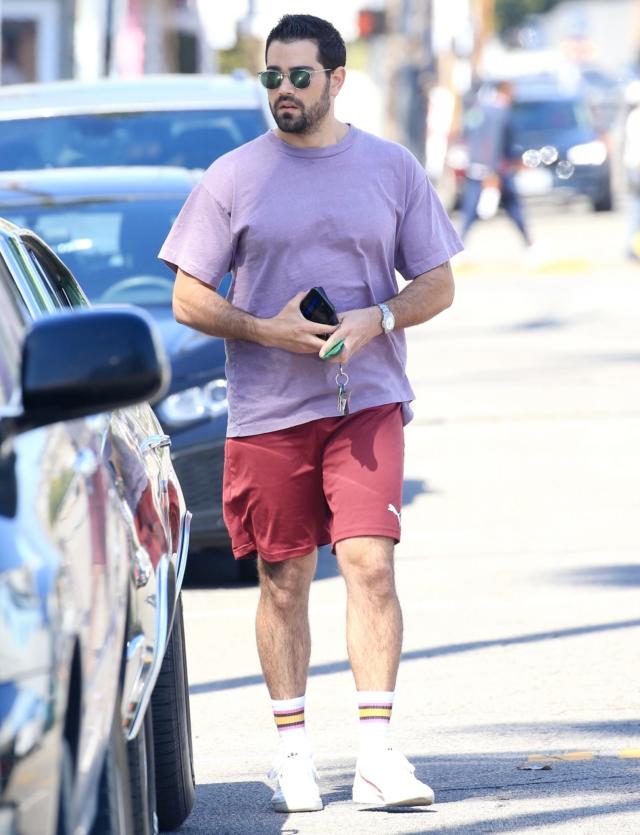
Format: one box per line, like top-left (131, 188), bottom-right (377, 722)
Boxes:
top-left (2, 0), bottom-right (640, 172)
top-left (1, 0), bottom-right (639, 582)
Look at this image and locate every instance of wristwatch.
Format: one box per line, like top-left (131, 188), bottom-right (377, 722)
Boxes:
top-left (378, 302), bottom-right (395, 334)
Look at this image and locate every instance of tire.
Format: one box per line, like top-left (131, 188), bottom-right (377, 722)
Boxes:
top-left (151, 594), bottom-right (195, 831)
top-left (90, 692), bottom-right (134, 835)
top-left (127, 704), bottom-right (157, 835)
top-left (593, 185), bottom-right (613, 212)
top-left (56, 739), bottom-right (74, 835)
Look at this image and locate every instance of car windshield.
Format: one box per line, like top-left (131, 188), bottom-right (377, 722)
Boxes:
top-left (0, 109), bottom-right (267, 171)
top-left (511, 99), bottom-right (590, 133)
top-left (1, 198), bottom-right (183, 306)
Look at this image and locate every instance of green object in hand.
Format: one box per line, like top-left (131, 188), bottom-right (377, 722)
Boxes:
top-left (321, 340), bottom-right (344, 360)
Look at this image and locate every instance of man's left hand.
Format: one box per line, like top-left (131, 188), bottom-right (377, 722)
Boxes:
top-left (319, 306), bottom-right (381, 363)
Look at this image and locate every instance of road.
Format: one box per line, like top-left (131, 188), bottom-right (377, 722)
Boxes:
top-left (178, 201), bottom-right (640, 834)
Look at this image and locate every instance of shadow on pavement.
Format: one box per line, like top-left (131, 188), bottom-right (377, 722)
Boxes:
top-left (403, 477), bottom-right (435, 506)
top-left (189, 617), bottom-right (640, 695)
top-left (550, 563), bottom-right (640, 588)
top-left (176, 754), bottom-right (638, 834)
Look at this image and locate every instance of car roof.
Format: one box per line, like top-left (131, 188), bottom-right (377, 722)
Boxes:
top-left (0, 73), bottom-right (268, 119)
top-left (0, 166), bottom-right (201, 205)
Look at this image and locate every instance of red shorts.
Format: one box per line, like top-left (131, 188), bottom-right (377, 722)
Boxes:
top-left (222, 403), bottom-right (404, 562)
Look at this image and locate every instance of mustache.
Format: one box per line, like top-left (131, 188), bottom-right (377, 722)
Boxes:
top-left (275, 95), bottom-right (304, 109)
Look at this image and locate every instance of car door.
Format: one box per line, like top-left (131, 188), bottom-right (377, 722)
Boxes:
top-left (15, 231), bottom-right (185, 738)
top-left (0, 246), bottom-right (130, 835)
top-left (3, 231), bottom-right (141, 798)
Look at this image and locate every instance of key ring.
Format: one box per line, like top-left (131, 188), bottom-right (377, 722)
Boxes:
top-left (335, 364), bottom-right (349, 388)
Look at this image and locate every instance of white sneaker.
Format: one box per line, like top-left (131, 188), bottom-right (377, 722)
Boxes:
top-left (268, 751), bottom-right (323, 813)
top-left (353, 748), bottom-right (435, 807)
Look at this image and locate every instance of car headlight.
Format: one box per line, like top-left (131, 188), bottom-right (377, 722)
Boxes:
top-left (156, 379), bottom-right (228, 426)
top-left (566, 141), bottom-right (608, 166)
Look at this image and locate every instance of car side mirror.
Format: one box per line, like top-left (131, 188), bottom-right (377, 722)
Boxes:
top-left (13, 306), bottom-right (170, 435)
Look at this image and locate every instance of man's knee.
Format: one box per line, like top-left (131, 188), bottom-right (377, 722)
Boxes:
top-left (258, 550), bottom-right (316, 610)
top-left (336, 537), bottom-right (396, 597)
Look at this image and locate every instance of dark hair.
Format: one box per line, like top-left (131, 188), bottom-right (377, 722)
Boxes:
top-left (265, 14), bottom-right (346, 70)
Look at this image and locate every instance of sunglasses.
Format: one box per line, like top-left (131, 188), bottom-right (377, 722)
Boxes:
top-left (257, 68), bottom-right (332, 90)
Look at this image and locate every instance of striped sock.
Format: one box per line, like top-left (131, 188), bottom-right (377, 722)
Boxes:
top-left (271, 695), bottom-right (309, 755)
top-left (357, 690), bottom-right (394, 753)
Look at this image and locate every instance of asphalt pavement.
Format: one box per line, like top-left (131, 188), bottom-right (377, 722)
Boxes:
top-left (178, 201), bottom-right (640, 834)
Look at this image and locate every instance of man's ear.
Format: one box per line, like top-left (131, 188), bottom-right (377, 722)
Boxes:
top-left (330, 67), bottom-right (346, 98)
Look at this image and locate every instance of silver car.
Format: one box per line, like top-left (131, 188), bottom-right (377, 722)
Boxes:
top-left (0, 219), bottom-right (194, 835)
top-left (0, 73), bottom-right (272, 171)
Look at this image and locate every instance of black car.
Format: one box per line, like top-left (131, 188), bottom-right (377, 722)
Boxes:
top-left (0, 220), bottom-right (194, 834)
top-left (0, 166), bottom-right (232, 559)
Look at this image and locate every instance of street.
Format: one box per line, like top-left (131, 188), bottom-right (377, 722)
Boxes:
top-left (178, 201), bottom-right (640, 834)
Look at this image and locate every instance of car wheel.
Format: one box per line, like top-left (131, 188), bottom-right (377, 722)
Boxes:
top-left (127, 704), bottom-right (157, 835)
top-left (90, 689), bottom-right (134, 835)
top-left (151, 594), bottom-right (195, 830)
top-left (56, 740), bottom-right (73, 835)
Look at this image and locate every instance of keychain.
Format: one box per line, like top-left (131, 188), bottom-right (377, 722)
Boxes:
top-left (336, 365), bottom-right (350, 416)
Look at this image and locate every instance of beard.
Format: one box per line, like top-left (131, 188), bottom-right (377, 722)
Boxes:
top-left (270, 80), bottom-right (332, 134)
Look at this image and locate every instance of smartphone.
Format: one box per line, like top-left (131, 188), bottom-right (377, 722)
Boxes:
top-left (299, 287), bottom-right (344, 359)
top-left (299, 287), bottom-right (339, 333)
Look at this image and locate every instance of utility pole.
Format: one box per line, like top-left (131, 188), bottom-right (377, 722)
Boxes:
top-left (385, 0), bottom-right (434, 165)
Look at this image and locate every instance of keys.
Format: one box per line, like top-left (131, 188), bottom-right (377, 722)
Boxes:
top-left (336, 365), bottom-right (350, 416)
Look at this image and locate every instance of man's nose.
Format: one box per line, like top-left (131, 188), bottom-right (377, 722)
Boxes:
top-left (279, 74), bottom-right (297, 92)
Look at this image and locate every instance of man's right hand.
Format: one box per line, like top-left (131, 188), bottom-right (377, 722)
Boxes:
top-left (258, 291), bottom-right (337, 353)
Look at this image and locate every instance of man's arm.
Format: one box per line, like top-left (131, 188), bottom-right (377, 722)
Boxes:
top-left (172, 268), bottom-right (335, 353)
top-left (320, 260), bottom-right (455, 363)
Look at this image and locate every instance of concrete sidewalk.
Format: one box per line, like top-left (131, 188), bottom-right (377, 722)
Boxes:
top-left (180, 206), bottom-right (640, 833)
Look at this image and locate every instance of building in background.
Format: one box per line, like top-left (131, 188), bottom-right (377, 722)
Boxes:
top-left (1, 0), bottom-right (74, 83)
top-left (0, 0), bottom-right (211, 85)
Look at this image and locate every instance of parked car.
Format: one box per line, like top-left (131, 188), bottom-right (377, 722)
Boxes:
top-left (0, 219), bottom-right (194, 834)
top-left (441, 80), bottom-right (614, 213)
top-left (0, 166), bottom-right (232, 559)
top-left (0, 73), bottom-right (272, 172)
top-left (509, 81), bottom-right (613, 211)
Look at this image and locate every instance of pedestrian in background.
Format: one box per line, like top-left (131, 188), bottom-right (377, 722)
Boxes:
top-left (460, 80), bottom-right (534, 248)
top-left (623, 81), bottom-right (640, 262)
top-left (160, 13), bottom-right (462, 814)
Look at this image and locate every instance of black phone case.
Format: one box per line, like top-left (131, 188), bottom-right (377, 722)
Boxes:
top-left (299, 287), bottom-right (339, 334)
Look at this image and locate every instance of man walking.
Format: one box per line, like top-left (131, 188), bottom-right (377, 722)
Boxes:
top-left (160, 14), bottom-right (462, 813)
top-left (460, 80), bottom-right (533, 247)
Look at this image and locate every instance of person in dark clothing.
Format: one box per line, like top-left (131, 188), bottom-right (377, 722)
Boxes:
top-left (460, 80), bottom-right (533, 246)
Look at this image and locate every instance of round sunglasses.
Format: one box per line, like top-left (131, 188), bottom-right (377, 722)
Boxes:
top-left (257, 68), bottom-right (332, 90)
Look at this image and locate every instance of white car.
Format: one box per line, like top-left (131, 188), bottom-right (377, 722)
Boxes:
top-left (0, 73), bottom-right (273, 171)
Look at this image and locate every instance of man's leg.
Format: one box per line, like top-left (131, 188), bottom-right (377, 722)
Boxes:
top-left (256, 550), bottom-right (323, 813)
top-left (460, 176), bottom-right (482, 242)
top-left (335, 535), bottom-right (401, 691)
top-left (256, 549), bottom-right (317, 699)
top-left (336, 535), bottom-right (434, 807)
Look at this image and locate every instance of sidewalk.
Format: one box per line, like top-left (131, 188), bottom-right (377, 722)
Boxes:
top-left (181, 204), bottom-right (640, 833)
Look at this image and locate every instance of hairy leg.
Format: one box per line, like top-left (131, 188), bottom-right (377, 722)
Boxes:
top-left (335, 536), bottom-right (403, 690)
top-left (256, 550), bottom-right (317, 699)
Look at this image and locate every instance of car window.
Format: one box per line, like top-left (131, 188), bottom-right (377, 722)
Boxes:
top-left (0, 256), bottom-right (28, 407)
top-left (21, 238), bottom-right (89, 310)
top-left (0, 109), bottom-right (268, 171)
top-left (511, 100), bottom-right (589, 133)
top-left (2, 198), bottom-right (183, 306)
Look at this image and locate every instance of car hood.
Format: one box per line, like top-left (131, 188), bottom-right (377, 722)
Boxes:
top-left (511, 125), bottom-right (597, 156)
top-left (144, 306), bottom-right (226, 394)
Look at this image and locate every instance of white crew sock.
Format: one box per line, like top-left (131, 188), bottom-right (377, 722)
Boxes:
top-left (357, 690), bottom-right (394, 753)
top-left (271, 695), bottom-right (309, 755)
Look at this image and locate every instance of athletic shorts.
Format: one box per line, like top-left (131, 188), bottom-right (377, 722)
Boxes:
top-left (222, 403), bottom-right (404, 563)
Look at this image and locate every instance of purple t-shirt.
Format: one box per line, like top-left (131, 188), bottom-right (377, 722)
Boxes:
top-left (159, 126), bottom-right (462, 437)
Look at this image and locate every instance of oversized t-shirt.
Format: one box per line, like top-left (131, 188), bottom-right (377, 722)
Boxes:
top-left (159, 125), bottom-right (463, 437)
